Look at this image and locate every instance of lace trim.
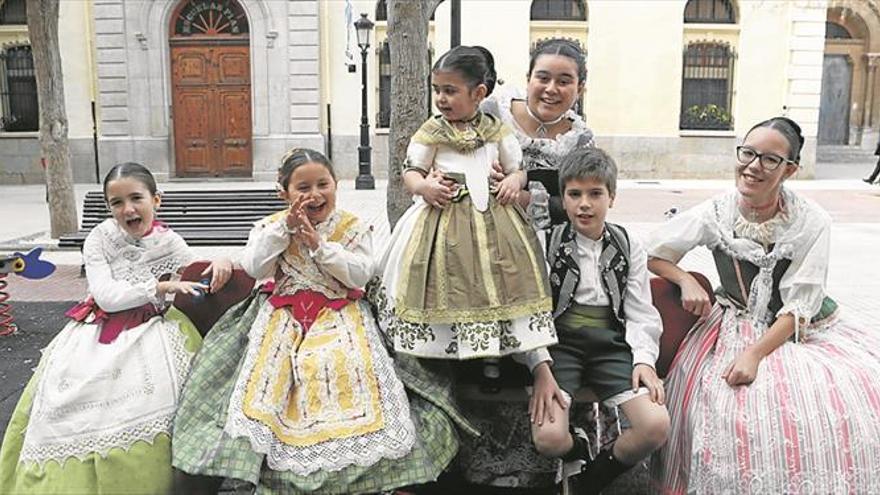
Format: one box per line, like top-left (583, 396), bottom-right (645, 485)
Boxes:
top-left (394, 296), bottom-right (552, 325)
top-left (223, 302), bottom-right (416, 475)
top-left (19, 321), bottom-right (192, 466)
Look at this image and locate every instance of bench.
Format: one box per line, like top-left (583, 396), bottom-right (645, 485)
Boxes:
top-left (59, 189), bottom-right (288, 249)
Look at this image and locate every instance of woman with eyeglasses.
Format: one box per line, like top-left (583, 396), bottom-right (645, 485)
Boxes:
top-left (647, 117), bottom-right (880, 493)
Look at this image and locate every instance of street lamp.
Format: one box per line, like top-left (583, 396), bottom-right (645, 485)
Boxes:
top-left (354, 13), bottom-right (375, 190)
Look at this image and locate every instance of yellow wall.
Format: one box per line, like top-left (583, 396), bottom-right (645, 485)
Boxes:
top-left (585, 1), bottom-right (683, 136)
top-left (0, 1), bottom-right (94, 138)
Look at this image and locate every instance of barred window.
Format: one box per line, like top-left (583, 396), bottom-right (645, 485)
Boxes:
top-left (0, 0), bottom-right (27, 25)
top-left (680, 42), bottom-right (735, 131)
top-left (684, 0), bottom-right (735, 24)
top-left (530, 0), bottom-right (586, 21)
top-left (377, 41), bottom-right (391, 127)
top-left (0, 45), bottom-right (39, 132)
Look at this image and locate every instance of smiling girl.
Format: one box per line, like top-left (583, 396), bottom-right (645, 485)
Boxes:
top-left (0, 162), bottom-right (231, 494)
top-left (649, 117), bottom-right (880, 493)
top-left (172, 148), bottom-right (462, 494)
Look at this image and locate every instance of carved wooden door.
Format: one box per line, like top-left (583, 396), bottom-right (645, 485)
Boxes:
top-left (171, 45), bottom-right (252, 177)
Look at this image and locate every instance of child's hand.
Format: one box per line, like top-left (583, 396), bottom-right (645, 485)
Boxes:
top-left (417, 170), bottom-right (457, 208)
top-left (632, 364), bottom-right (665, 405)
top-left (494, 171), bottom-right (525, 206)
top-left (680, 275), bottom-right (711, 320)
top-left (201, 257), bottom-right (233, 293)
top-left (488, 160), bottom-right (505, 186)
top-left (529, 362), bottom-right (568, 426)
top-left (286, 198), bottom-right (320, 250)
top-left (158, 280), bottom-right (208, 297)
top-left (722, 348), bottom-right (761, 387)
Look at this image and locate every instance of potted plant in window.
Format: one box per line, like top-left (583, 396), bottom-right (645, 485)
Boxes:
top-left (681, 104), bottom-right (732, 130)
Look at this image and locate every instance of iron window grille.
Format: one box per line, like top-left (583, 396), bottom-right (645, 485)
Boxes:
top-left (680, 42), bottom-right (736, 131)
top-left (0, 44), bottom-right (39, 132)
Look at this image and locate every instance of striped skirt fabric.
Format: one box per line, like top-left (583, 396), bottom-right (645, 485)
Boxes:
top-left (652, 304), bottom-right (880, 494)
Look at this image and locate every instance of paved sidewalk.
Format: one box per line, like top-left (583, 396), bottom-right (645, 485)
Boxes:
top-left (2, 177), bottom-right (880, 329)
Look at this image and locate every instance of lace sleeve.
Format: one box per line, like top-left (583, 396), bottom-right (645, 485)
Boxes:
top-left (776, 208), bottom-right (831, 326)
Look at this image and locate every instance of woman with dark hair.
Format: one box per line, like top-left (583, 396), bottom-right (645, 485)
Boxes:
top-left (483, 38), bottom-right (594, 230)
top-left (453, 39), bottom-right (620, 491)
top-left (649, 117), bottom-right (880, 493)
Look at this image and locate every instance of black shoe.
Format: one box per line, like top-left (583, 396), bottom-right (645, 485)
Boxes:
top-left (568, 445), bottom-right (633, 495)
top-left (863, 178), bottom-right (874, 184)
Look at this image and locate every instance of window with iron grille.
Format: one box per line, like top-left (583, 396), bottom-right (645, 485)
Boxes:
top-left (680, 42), bottom-right (735, 131)
top-left (530, 0), bottom-right (586, 21)
top-left (684, 0), bottom-right (735, 24)
top-left (0, 0), bottom-right (27, 25)
top-left (0, 45), bottom-right (39, 132)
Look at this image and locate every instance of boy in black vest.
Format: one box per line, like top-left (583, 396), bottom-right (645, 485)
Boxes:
top-left (528, 147), bottom-right (670, 494)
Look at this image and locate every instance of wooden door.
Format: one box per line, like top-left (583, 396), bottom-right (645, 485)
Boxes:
top-left (171, 44), bottom-right (252, 177)
top-left (818, 54), bottom-right (852, 145)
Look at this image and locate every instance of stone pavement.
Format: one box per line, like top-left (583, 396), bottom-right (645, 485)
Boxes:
top-left (3, 177), bottom-right (879, 329)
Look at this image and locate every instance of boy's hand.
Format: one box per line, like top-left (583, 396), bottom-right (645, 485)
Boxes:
top-left (632, 364), bottom-right (665, 405)
top-left (722, 348), bottom-right (761, 387)
top-left (529, 362), bottom-right (568, 426)
top-left (418, 170), bottom-right (457, 208)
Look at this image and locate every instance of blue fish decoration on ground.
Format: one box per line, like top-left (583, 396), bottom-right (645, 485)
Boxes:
top-left (0, 248), bottom-right (56, 279)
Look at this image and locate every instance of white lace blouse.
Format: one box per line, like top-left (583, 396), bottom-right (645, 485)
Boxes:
top-left (82, 219), bottom-right (195, 312)
top-left (647, 189), bottom-right (830, 328)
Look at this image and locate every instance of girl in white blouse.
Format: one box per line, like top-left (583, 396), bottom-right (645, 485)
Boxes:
top-left (649, 117), bottom-right (880, 494)
top-left (0, 162), bottom-right (231, 494)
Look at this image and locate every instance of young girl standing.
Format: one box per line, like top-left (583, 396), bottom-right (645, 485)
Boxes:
top-left (0, 162), bottom-right (231, 494)
top-left (373, 45), bottom-right (557, 385)
top-left (172, 148), bottom-right (464, 494)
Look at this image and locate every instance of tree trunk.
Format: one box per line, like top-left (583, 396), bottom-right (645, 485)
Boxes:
top-left (27, 0), bottom-right (78, 238)
top-left (385, 0), bottom-right (442, 229)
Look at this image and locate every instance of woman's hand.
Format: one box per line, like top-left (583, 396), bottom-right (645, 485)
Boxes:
top-left (529, 362), bottom-right (568, 426)
top-left (680, 275), bottom-right (712, 319)
top-left (632, 364), bottom-right (665, 405)
top-left (495, 171), bottom-right (525, 206)
top-left (201, 257), bottom-right (233, 293)
top-left (417, 170), bottom-right (457, 209)
top-left (722, 348), bottom-right (762, 387)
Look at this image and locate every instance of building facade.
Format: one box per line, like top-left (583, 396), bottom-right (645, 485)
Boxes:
top-left (1, 0), bottom-right (876, 184)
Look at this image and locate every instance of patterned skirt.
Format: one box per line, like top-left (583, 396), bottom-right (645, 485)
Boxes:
top-left (374, 196), bottom-right (557, 360)
top-left (0, 307), bottom-right (201, 495)
top-left (172, 292), bottom-right (471, 494)
top-left (651, 304), bottom-right (880, 494)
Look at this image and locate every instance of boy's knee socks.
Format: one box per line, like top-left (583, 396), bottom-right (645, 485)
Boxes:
top-left (560, 428), bottom-right (590, 462)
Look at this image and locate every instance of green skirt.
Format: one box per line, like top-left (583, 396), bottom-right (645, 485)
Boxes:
top-left (0, 307), bottom-right (201, 495)
top-left (172, 292), bottom-right (475, 494)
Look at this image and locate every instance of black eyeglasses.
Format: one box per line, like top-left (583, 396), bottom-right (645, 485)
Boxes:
top-left (736, 146), bottom-right (796, 171)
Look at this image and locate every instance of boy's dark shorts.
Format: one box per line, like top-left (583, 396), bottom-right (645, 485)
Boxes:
top-left (550, 304), bottom-right (636, 404)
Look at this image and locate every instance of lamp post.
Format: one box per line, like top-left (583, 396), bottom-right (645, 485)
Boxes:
top-left (354, 13), bottom-right (375, 190)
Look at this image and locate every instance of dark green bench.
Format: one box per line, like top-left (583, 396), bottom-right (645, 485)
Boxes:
top-left (59, 189), bottom-right (288, 248)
